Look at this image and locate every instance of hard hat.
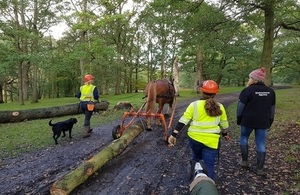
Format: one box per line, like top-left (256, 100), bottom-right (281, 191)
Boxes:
top-left (84, 74), bottom-right (94, 82)
top-left (200, 80), bottom-right (219, 94)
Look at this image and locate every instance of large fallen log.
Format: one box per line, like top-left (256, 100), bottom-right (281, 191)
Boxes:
top-left (0, 101), bottom-right (109, 123)
top-left (50, 122), bottom-right (144, 195)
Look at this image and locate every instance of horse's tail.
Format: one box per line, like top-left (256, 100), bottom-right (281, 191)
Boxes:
top-left (145, 81), bottom-right (157, 114)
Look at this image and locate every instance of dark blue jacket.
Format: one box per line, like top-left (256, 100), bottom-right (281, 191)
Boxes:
top-left (237, 82), bottom-right (276, 129)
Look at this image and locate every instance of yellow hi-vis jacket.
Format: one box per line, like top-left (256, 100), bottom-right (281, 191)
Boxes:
top-left (179, 100), bottom-right (229, 149)
top-left (79, 84), bottom-right (96, 101)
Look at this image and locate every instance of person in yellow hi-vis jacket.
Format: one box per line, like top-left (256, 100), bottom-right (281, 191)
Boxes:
top-left (168, 80), bottom-right (230, 180)
top-left (76, 74), bottom-right (99, 138)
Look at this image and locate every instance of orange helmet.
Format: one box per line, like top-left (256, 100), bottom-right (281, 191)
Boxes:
top-left (84, 74), bottom-right (94, 82)
top-left (200, 80), bottom-right (219, 94)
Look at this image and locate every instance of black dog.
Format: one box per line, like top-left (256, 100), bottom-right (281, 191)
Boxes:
top-left (49, 118), bottom-right (78, 144)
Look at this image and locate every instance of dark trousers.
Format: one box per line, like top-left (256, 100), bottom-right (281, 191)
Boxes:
top-left (80, 101), bottom-right (93, 126)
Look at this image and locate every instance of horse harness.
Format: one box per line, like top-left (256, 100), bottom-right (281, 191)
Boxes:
top-left (156, 81), bottom-right (175, 99)
top-left (143, 80), bottom-right (175, 99)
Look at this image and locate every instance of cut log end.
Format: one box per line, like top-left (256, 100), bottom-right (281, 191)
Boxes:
top-left (12, 112), bottom-right (20, 117)
top-left (50, 187), bottom-right (67, 195)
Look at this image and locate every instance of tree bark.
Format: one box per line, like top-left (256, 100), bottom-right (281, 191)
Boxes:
top-left (260, 1), bottom-right (275, 86)
top-left (173, 57), bottom-right (180, 96)
top-left (195, 46), bottom-right (204, 91)
top-left (0, 101), bottom-right (109, 123)
top-left (50, 123), bottom-right (144, 195)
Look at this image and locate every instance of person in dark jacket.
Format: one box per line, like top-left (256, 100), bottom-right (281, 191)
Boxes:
top-left (76, 74), bottom-right (99, 138)
top-left (237, 67), bottom-right (276, 176)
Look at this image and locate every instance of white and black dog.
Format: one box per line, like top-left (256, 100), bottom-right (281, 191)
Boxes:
top-left (49, 118), bottom-right (78, 144)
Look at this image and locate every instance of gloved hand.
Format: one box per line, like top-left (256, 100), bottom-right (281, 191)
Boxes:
top-left (168, 135), bottom-right (177, 146)
top-left (221, 130), bottom-right (231, 141)
top-left (237, 117), bottom-right (241, 125)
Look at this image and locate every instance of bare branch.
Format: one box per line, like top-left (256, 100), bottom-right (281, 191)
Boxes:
top-left (280, 22), bottom-right (300, 31)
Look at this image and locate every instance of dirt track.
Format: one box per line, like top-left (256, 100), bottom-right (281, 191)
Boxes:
top-left (1, 92), bottom-right (298, 195)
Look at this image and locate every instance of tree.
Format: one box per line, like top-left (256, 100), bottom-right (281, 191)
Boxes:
top-left (0, 0), bottom-right (65, 104)
top-left (223, 0), bottom-right (300, 86)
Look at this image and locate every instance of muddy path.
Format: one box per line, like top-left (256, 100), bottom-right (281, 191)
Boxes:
top-left (1, 92), bottom-right (297, 195)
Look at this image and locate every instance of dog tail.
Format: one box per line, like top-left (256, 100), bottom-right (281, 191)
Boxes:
top-left (49, 120), bottom-right (54, 126)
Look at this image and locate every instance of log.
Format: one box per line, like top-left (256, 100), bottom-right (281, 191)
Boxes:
top-left (0, 101), bottom-right (109, 123)
top-left (50, 122), bottom-right (144, 195)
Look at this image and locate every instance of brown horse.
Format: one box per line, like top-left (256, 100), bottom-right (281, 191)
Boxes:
top-left (144, 79), bottom-right (176, 131)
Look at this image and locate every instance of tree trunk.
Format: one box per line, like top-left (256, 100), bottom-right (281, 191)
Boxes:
top-left (261, 1), bottom-right (275, 87)
top-left (0, 84), bottom-right (3, 103)
top-left (0, 101), bottom-right (109, 123)
top-left (31, 0), bottom-right (39, 103)
top-left (50, 123), bottom-right (144, 195)
top-left (173, 57), bottom-right (180, 96)
top-left (195, 46), bottom-right (204, 91)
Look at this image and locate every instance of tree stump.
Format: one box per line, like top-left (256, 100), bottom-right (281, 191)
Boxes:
top-left (113, 101), bottom-right (133, 110)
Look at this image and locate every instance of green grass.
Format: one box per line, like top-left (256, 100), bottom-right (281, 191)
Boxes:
top-left (0, 86), bottom-right (268, 159)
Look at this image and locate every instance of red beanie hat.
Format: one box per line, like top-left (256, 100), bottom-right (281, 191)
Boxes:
top-left (249, 67), bottom-right (266, 81)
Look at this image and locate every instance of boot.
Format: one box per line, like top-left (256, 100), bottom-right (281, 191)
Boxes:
top-left (88, 127), bottom-right (93, 133)
top-left (239, 145), bottom-right (249, 169)
top-left (187, 159), bottom-right (197, 182)
top-left (250, 151), bottom-right (266, 176)
top-left (194, 160), bottom-right (208, 179)
top-left (83, 126), bottom-right (91, 138)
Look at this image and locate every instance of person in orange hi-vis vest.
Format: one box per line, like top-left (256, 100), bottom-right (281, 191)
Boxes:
top-left (76, 74), bottom-right (99, 138)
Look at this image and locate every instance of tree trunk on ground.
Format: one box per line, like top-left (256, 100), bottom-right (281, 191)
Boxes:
top-left (50, 123), bottom-right (144, 195)
top-left (0, 101), bottom-right (109, 123)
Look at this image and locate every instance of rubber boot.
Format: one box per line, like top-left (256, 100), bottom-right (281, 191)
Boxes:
top-left (251, 151), bottom-right (266, 176)
top-left (83, 126), bottom-right (91, 138)
top-left (239, 145), bottom-right (249, 169)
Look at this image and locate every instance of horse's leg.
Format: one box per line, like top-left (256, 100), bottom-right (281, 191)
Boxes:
top-left (145, 82), bottom-right (156, 131)
top-left (146, 115), bottom-right (152, 131)
top-left (145, 102), bottom-right (154, 131)
top-left (156, 103), bottom-right (164, 125)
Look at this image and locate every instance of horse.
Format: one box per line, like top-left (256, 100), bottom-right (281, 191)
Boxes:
top-left (143, 79), bottom-right (176, 131)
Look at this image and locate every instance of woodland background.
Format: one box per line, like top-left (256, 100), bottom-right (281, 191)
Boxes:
top-left (0, 0), bottom-right (299, 105)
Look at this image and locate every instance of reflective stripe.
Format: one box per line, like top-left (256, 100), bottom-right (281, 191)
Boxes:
top-left (179, 117), bottom-right (191, 124)
top-left (188, 126), bottom-right (221, 134)
top-left (190, 117), bottom-right (220, 127)
top-left (193, 102), bottom-right (198, 118)
top-left (188, 101), bottom-right (222, 134)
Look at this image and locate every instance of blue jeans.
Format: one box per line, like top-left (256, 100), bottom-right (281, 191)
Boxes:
top-left (240, 125), bottom-right (267, 152)
top-left (80, 101), bottom-right (93, 127)
top-left (188, 137), bottom-right (218, 179)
